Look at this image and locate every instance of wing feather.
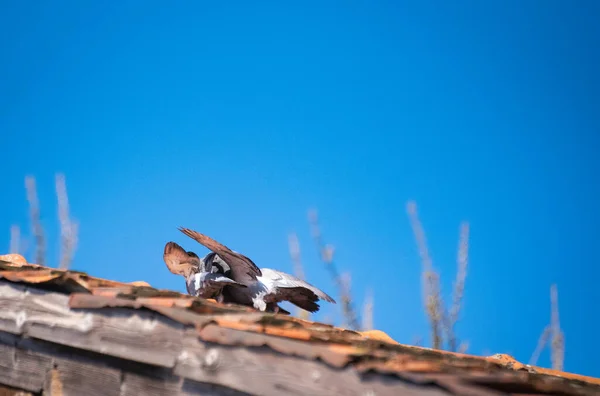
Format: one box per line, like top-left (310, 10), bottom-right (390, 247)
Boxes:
top-left (261, 268), bottom-right (336, 303)
top-left (178, 227), bottom-right (262, 283)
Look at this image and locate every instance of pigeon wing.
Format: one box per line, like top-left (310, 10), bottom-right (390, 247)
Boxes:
top-left (178, 227), bottom-right (262, 283)
top-left (261, 268), bottom-right (336, 303)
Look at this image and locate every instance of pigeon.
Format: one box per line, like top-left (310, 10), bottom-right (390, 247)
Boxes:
top-left (162, 241), bottom-right (245, 301)
top-left (177, 227), bottom-right (336, 313)
top-left (163, 241), bottom-right (291, 314)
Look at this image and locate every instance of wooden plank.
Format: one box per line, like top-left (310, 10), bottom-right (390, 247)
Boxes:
top-left (0, 384), bottom-right (34, 396)
top-left (180, 379), bottom-right (252, 396)
top-left (0, 281), bottom-right (185, 367)
top-left (0, 340), bottom-right (52, 392)
top-left (1, 333), bottom-right (123, 396)
top-left (43, 360), bottom-right (122, 396)
top-left (174, 331), bottom-right (449, 396)
top-left (0, 330), bottom-right (249, 396)
top-left (121, 370), bottom-right (248, 396)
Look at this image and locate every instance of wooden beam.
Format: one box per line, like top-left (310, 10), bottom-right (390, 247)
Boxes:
top-left (0, 280), bottom-right (449, 395)
top-left (0, 281), bottom-right (184, 367)
top-left (0, 383), bottom-right (34, 396)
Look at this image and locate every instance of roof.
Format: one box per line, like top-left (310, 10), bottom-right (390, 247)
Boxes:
top-left (0, 253), bottom-right (598, 396)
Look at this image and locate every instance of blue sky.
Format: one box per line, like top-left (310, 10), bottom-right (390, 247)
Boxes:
top-left (1, 1), bottom-right (599, 377)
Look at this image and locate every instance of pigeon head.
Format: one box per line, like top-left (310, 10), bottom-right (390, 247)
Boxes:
top-left (163, 241), bottom-right (200, 278)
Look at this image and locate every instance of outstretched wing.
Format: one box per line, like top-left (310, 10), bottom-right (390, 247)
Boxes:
top-left (163, 241), bottom-right (200, 276)
top-left (204, 272), bottom-right (247, 288)
top-left (178, 227), bottom-right (262, 283)
top-left (261, 268), bottom-right (336, 303)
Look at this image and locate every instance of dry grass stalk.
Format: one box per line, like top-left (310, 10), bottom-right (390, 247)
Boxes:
top-left (55, 173), bottom-right (78, 269)
top-left (529, 325), bottom-right (551, 366)
top-left (362, 288), bottom-right (374, 331)
top-left (25, 176), bottom-right (46, 266)
top-left (308, 209), bottom-right (361, 330)
top-left (529, 284), bottom-right (565, 370)
top-left (288, 232), bottom-right (310, 320)
top-left (406, 201), bottom-right (444, 349)
top-left (445, 222), bottom-right (470, 352)
top-left (550, 284), bottom-right (564, 371)
top-left (340, 272), bottom-right (354, 328)
top-left (9, 225), bottom-right (20, 254)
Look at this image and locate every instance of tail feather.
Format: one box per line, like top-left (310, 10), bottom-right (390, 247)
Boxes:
top-left (271, 286), bottom-right (323, 313)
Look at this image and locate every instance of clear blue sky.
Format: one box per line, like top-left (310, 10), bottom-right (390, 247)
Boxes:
top-left (2, 1), bottom-right (599, 377)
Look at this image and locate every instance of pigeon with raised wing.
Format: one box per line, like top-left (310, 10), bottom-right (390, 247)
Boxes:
top-left (162, 241), bottom-right (245, 300)
top-left (177, 227), bottom-right (336, 313)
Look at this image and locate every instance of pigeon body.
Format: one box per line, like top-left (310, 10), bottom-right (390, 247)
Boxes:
top-left (178, 227), bottom-right (336, 313)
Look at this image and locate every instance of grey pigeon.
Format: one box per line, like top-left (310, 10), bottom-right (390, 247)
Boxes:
top-left (162, 241), bottom-right (245, 301)
top-left (177, 227), bottom-right (336, 313)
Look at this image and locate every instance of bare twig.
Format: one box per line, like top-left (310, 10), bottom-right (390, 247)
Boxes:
top-left (457, 341), bottom-right (469, 354)
top-left (529, 285), bottom-right (565, 370)
top-left (9, 225), bottom-right (20, 254)
top-left (288, 232), bottom-right (310, 320)
top-left (445, 222), bottom-right (470, 352)
top-left (308, 209), bottom-right (361, 330)
top-left (406, 201), bottom-right (444, 349)
top-left (25, 176), bottom-right (46, 266)
top-left (55, 173), bottom-right (78, 269)
top-left (529, 325), bottom-right (551, 366)
top-left (339, 272), bottom-right (354, 328)
top-left (550, 284), bottom-right (565, 371)
top-left (362, 288), bottom-right (374, 331)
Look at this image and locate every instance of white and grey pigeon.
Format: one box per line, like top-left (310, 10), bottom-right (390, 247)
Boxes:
top-left (162, 241), bottom-right (246, 301)
top-left (177, 227), bottom-right (336, 314)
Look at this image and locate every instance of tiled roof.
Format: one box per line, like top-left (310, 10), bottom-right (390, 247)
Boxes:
top-left (0, 253), bottom-right (598, 396)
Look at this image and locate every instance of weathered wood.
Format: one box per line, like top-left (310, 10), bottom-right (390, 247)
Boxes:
top-left (174, 330), bottom-right (448, 396)
top-left (0, 281), bottom-right (185, 367)
top-left (0, 280), bottom-right (452, 395)
top-left (43, 360), bottom-right (122, 396)
top-left (0, 341), bottom-right (52, 392)
top-left (0, 383), bottom-right (34, 396)
top-left (121, 370), bottom-right (250, 396)
top-left (0, 331), bottom-right (254, 396)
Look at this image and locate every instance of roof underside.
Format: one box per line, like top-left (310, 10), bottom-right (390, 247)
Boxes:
top-left (0, 256), bottom-right (598, 396)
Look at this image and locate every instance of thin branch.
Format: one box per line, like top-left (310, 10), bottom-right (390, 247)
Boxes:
top-left (288, 232), bottom-right (310, 320)
top-left (340, 272), bottom-right (353, 329)
top-left (445, 222), bottom-right (470, 352)
top-left (25, 176), bottom-right (46, 266)
top-left (550, 284), bottom-right (565, 371)
top-left (55, 173), bottom-right (78, 269)
top-left (457, 341), bottom-right (469, 354)
top-left (529, 325), bottom-right (551, 366)
top-left (362, 287), bottom-right (374, 331)
top-left (406, 201), bottom-right (444, 349)
top-left (9, 225), bottom-right (20, 254)
top-left (308, 209), bottom-right (361, 330)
